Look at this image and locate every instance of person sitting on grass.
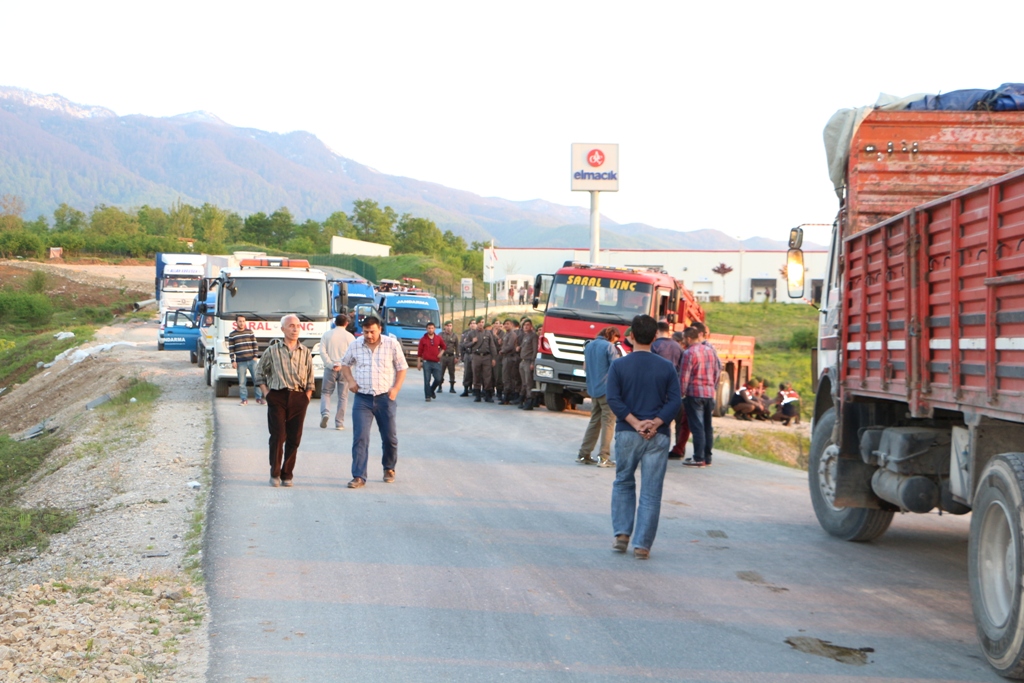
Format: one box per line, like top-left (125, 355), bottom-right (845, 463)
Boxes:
top-left (730, 380), bottom-right (764, 420)
top-left (770, 383), bottom-right (801, 426)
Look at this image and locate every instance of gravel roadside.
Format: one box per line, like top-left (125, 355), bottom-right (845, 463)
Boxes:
top-left (0, 314), bottom-right (210, 681)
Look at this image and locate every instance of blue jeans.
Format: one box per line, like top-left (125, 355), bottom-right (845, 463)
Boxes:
top-left (320, 368), bottom-right (349, 428)
top-left (684, 396), bottom-right (715, 463)
top-left (611, 431), bottom-right (670, 551)
top-left (236, 360), bottom-right (262, 402)
top-left (351, 392), bottom-right (398, 481)
top-left (422, 361), bottom-right (442, 398)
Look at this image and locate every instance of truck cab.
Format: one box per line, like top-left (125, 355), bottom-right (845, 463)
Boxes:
top-left (332, 278), bottom-right (375, 335)
top-left (198, 258), bottom-right (331, 398)
top-left (160, 309), bottom-right (202, 360)
top-left (372, 291), bottom-right (441, 363)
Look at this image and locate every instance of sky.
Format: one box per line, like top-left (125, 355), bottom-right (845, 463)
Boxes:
top-left (1, 0), bottom-right (1020, 247)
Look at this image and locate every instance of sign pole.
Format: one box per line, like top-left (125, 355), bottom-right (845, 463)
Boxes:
top-left (589, 190), bottom-right (600, 264)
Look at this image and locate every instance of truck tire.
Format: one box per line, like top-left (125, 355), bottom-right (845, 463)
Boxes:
top-left (215, 379), bottom-right (230, 398)
top-left (544, 391), bottom-right (566, 412)
top-left (313, 378), bottom-right (323, 400)
top-left (808, 408), bottom-right (894, 542)
top-left (189, 349), bottom-right (197, 365)
top-left (969, 453), bottom-right (1024, 679)
top-left (204, 357), bottom-right (212, 387)
top-left (713, 370), bottom-right (733, 417)
top-left (157, 340), bottom-right (164, 351)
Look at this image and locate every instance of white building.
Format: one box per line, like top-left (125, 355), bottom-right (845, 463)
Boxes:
top-left (330, 236), bottom-right (391, 257)
top-left (484, 247), bottom-right (829, 304)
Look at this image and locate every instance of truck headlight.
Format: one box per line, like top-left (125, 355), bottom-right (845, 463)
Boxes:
top-left (535, 365), bottom-right (554, 379)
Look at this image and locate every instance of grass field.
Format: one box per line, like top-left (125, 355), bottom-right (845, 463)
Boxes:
top-left (704, 302), bottom-right (818, 417)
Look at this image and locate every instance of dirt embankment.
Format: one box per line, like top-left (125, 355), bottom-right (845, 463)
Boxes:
top-left (0, 261), bottom-right (209, 682)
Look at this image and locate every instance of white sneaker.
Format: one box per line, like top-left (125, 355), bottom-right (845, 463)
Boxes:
top-left (320, 415), bottom-right (329, 429)
top-left (335, 425), bottom-right (345, 431)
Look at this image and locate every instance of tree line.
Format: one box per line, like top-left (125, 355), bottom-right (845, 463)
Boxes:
top-left (0, 194), bottom-right (484, 274)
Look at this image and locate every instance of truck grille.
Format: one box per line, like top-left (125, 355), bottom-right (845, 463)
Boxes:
top-left (549, 334), bottom-right (586, 362)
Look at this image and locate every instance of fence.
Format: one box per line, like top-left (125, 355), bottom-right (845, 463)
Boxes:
top-left (302, 254), bottom-right (378, 283)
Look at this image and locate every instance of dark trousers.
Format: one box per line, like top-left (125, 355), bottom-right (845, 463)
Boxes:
top-left (684, 396), bottom-right (715, 463)
top-left (462, 357), bottom-right (474, 388)
top-left (671, 406), bottom-right (690, 455)
top-left (471, 354), bottom-right (493, 391)
top-left (440, 355), bottom-right (457, 383)
top-left (502, 356), bottom-right (521, 393)
top-left (266, 389), bottom-right (310, 481)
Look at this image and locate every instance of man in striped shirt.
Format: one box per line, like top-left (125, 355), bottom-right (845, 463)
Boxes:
top-left (256, 314), bottom-right (316, 487)
top-left (228, 315), bottom-right (262, 406)
top-left (340, 316), bottom-right (408, 489)
top-left (679, 326), bottom-right (721, 468)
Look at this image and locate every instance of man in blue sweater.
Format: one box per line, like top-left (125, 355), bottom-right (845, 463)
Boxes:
top-left (606, 314), bottom-right (682, 560)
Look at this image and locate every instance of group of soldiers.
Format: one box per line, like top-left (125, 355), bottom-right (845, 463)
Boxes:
top-left (434, 318), bottom-right (541, 408)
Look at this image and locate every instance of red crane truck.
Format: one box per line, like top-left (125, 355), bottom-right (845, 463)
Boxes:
top-left (786, 108), bottom-right (1024, 678)
top-left (532, 262), bottom-right (755, 413)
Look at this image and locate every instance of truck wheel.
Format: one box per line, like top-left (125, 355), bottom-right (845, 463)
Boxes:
top-left (190, 349), bottom-right (197, 365)
top-left (713, 370), bottom-right (733, 417)
top-left (969, 453), bottom-right (1024, 678)
top-left (157, 340), bottom-right (164, 351)
top-left (204, 358), bottom-right (212, 387)
top-left (808, 408), bottom-right (894, 542)
top-left (544, 391), bottom-right (566, 412)
top-left (313, 378), bottom-right (323, 400)
top-left (215, 379), bottom-right (230, 398)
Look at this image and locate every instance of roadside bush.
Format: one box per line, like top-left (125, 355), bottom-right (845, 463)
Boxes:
top-left (26, 270), bottom-right (47, 293)
top-left (789, 328), bottom-right (817, 351)
top-left (0, 292), bottom-right (54, 324)
top-left (0, 230), bottom-right (43, 259)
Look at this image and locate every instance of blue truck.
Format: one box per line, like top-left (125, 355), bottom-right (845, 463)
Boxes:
top-left (331, 278), bottom-right (375, 335)
top-left (159, 292), bottom-right (214, 363)
top-left (358, 291), bottom-right (440, 363)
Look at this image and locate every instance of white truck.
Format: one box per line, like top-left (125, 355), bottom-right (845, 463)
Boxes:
top-left (197, 258), bottom-right (334, 398)
top-left (155, 253), bottom-right (207, 349)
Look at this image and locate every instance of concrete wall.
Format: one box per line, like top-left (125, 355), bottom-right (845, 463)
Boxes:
top-left (485, 247), bottom-right (828, 304)
top-left (330, 236), bottom-right (391, 257)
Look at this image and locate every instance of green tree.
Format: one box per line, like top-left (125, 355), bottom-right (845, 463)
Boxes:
top-left (198, 203), bottom-right (229, 249)
top-left (225, 212), bottom-right (244, 241)
top-left (168, 199), bottom-right (194, 240)
top-left (350, 199), bottom-right (396, 246)
top-left (241, 212), bottom-right (272, 245)
top-left (267, 208), bottom-right (296, 247)
top-left (53, 203), bottom-right (86, 232)
top-left (0, 194), bottom-right (25, 232)
top-left (89, 205), bottom-right (140, 236)
top-left (394, 214), bottom-right (444, 255)
top-left (23, 215), bottom-right (49, 236)
top-left (137, 205), bottom-right (170, 235)
top-left (324, 211), bottom-right (355, 239)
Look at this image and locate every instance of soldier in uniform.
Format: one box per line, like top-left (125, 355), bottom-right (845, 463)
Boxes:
top-left (459, 320), bottom-right (478, 397)
top-left (467, 319), bottom-right (497, 402)
top-left (490, 320), bottom-right (504, 401)
top-left (500, 319), bottom-right (521, 404)
top-left (517, 319), bottom-right (539, 410)
top-left (439, 321), bottom-right (460, 394)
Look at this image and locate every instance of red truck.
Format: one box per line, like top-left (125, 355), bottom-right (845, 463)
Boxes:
top-left (532, 262), bottom-right (755, 413)
top-left (787, 109), bottom-right (1024, 678)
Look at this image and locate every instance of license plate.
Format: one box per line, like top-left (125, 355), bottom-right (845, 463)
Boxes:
top-left (572, 368), bottom-right (586, 377)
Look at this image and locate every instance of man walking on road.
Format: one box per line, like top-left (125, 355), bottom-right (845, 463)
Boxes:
top-left (340, 316), bottom-right (408, 488)
top-left (680, 326), bottom-right (720, 468)
top-left (651, 322), bottom-right (685, 458)
top-left (577, 326), bottom-right (620, 467)
top-left (256, 314), bottom-right (316, 487)
top-left (319, 314), bottom-right (354, 430)
top-left (606, 315), bottom-right (681, 559)
top-left (228, 315), bottom-right (262, 406)
top-left (439, 321), bottom-right (459, 393)
top-left (417, 322), bottom-right (446, 401)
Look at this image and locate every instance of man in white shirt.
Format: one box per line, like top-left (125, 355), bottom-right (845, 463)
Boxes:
top-left (319, 313), bottom-right (355, 430)
top-left (340, 315), bottom-right (408, 488)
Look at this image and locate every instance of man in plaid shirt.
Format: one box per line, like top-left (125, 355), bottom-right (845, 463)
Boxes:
top-left (679, 326), bottom-right (721, 467)
top-left (340, 315), bottom-right (408, 488)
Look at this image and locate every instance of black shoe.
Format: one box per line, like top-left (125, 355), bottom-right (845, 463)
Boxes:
top-left (460, 388), bottom-right (471, 397)
top-left (484, 391), bottom-right (494, 403)
top-left (449, 385), bottom-right (456, 394)
top-left (474, 389), bottom-right (482, 403)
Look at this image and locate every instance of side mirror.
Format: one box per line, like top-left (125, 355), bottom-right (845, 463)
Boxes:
top-left (531, 297), bottom-right (539, 310)
top-left (786, 248), bottom-right (805, 299)
top-left (789, 227), bottom-right (804, 250)
top-left (198, 302), bottom-right (207, 315)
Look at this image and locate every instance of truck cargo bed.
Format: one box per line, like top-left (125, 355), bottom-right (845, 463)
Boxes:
top-left (842, 166), bottom-right (1024, 420)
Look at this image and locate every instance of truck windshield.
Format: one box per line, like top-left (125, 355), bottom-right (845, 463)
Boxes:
top-left (220, 278), bottom-right (328, 320)
top-left (161, 276), bottom-right (201, 291)
top-left (547, 274), bottom-right (652, 319)
top-left (384, 307), bottom-right (441, 329)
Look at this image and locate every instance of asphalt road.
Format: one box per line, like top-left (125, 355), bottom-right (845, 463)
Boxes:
top-left (206, 380), bottom-right (999, 682)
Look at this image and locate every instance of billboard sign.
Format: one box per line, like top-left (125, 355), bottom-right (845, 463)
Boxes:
top-left (461, 278), bottom-right (474, 299)
top-left (571, 143), bottom-right (619, 192)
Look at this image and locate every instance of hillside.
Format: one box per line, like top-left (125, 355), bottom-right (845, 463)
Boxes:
top-left (0, 86), bottom-right (816, 251)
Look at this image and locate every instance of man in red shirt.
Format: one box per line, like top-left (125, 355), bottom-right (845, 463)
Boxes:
top-left (417, 322), bottom-right (447, 401)
top-left (680, 326), bottom-right (721, 467)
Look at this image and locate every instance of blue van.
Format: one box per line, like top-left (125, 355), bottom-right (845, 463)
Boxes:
top-left (367, 292), bottom-right (441, 363)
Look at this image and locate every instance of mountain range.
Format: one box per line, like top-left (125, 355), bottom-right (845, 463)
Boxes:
top-left (0, 87), bottom-right (819, 251)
